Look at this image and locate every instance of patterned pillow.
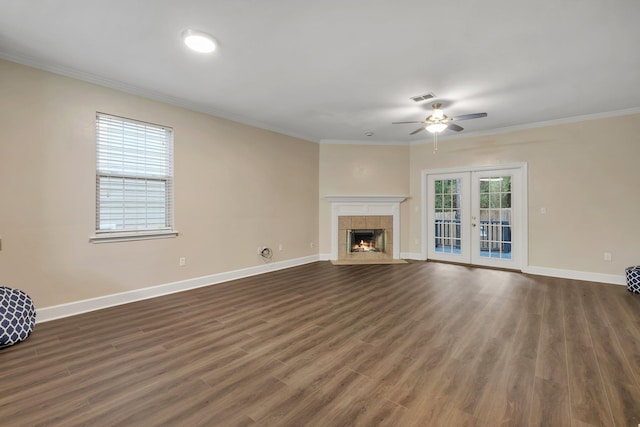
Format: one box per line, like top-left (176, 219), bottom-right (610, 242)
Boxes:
top-left (0, 286), bottom-right (36, 349)
top-left (627, 266), bottom-right (640, 294)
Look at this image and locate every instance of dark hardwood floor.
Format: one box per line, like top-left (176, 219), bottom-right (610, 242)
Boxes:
top-left (1, 261), bottom-right (639, 426)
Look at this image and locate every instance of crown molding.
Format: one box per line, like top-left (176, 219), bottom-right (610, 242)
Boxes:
top-left (3, 51), bottom-right (638, 148)
top-left (319, 138), bottom-right (410, 146)
top-left (0, 51), bottom-right (318, 144)
top-left (325, 195), bottom-right (408, 203)
top-left (408, 107), bottom-right (640, 145)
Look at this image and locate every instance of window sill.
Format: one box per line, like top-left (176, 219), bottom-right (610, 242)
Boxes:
top-left (89, 230), bottom-right (179, 243)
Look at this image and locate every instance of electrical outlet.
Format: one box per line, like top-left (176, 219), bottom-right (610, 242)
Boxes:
top-left (310, 242), bottom-right (314, 248)
top-left (603, 252), bottom-right (612, 262)
top-left (278, 243), bottom-right (283, 251)
top-left (179, 257), bottom-right (186, 266)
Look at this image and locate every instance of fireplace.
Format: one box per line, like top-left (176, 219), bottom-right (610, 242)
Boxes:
top-left (326, 195), bottom-right (406, 261)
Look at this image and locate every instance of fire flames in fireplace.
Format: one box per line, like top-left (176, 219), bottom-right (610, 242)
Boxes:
top-left (348, 229), bottom-right (385, 253)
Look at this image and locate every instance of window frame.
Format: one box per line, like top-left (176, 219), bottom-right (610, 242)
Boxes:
top-left (90, 113), bottom-right (177, 243)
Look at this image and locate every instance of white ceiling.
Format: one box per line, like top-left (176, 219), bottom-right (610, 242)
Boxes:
top-left (2, 0), bottom-right (639, 144)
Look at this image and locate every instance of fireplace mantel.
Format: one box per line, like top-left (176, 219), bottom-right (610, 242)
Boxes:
top-left (326, 195), bottom-right (407, 260)
top-left (325, 195), bottom-right (407, 204)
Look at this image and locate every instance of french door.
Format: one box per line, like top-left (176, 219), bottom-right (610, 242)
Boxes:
top-left (426, 166), bottom-right (523, 269)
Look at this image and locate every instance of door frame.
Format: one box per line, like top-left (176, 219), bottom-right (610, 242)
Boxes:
top-left (421, 163), bottom-right (528, 271)
top-left (426, 172), bottom-right (471, 264)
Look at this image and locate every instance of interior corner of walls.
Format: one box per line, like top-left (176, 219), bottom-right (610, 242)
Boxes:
top-left (401, 252), bottom-right (426, 261)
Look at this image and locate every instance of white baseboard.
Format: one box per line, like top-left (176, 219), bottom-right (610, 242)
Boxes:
top-left (37, 255), bottom-right (626, 323)
top-left (404, 257), bottom-right (624, 286)
top-left (401, 252), bottom-right (426, 261)
top-left (396, 256), bottom-right (625, 286)
top-left (36, 255), bottom-right (319, 323)
top-left (522, 265), bottom-right (626, 286)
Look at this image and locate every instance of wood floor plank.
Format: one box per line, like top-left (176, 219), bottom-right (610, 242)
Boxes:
top-left (566, 340), bottom-right (615, 426)
top-left (0, 343), bottom-right (167, 412)
top-left (460, 342), bottom-right (531, 424)
top-left (385, 339), bottom-right (455, 408)
top-left (608, 320), bottom-right (640, 385)
top-left (535, 282), bottom-right (569, 385)
top-left (497, 356), bottom-right (537, 425)
top-left (1, 261), bottom-right (639, 426)
top-left (563, 282), bottom-right (593, 347)
top-left (296, 368), bottom-right (380, 426)
top-left (246, 383), bottom-right (318, 425)
top-left (588, 323), bottom-right (637, 388)
top-left (261, 367), bottom-right (368, 426)
top-left (601, 378), bottom-right (640, 426)
top-left (529, 376), bottom-right (571, 427)
top-left (588, 283), bottom-right (640, 390)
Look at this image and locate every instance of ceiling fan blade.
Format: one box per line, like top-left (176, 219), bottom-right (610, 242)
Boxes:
top-left (450, 112), bottom-right (487, 121)
top-left (392, 121), bottom-right (424, 124)
top-left (448, 123), bottom-right (464, 132)
top-left (410, 127), bottom-right (426, 135)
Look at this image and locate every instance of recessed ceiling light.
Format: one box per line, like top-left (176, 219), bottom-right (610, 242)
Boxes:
top-left (182, 29), bottom-right (217, 53)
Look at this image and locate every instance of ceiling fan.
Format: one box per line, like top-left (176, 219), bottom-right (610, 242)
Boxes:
top-left (393, 103), bottom-right (487, 135)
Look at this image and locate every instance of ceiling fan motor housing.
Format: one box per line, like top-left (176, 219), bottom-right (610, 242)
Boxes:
top-left (393, 99), bottom-right (487, 135)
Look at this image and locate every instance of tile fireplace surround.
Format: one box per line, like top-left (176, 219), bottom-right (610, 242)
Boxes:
top-left (326, 196), bottom-right (407, 261)
top-left (339, 215), bottom-right (393, 261)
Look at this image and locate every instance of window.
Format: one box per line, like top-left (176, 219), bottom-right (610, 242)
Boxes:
top-left (91, 113), bottom-right (175, 242)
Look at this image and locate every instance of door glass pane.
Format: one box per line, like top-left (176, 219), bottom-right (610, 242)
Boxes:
top-left (478, 176), bottom-right (512, 259)
top-left (434, 178), bottom-right (462, 254)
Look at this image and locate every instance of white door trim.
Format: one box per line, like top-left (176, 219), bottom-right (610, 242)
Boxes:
top-left (426, 172), bottom-right (471, 264)
top-left (421, 163), bottom-right (528, 270)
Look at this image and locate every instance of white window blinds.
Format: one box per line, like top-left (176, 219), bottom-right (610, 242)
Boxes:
top-left (95, 113), bottom-right (174, 235)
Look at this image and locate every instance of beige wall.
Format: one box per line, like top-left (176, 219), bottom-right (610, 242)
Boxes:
top-left (408, 114), bottom-right (640, 275)
top-left (318, 144), bottom-right (410, 254)
top-left (1, 58), bottom-right (637, 313)
top-left (318, 115), bottom-right (640, 277)
top-left (0, 59), bottom-right (319, 308)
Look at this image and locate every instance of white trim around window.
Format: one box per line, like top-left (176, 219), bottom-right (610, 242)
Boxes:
top-left (91, 113), bottom-right (177, 243)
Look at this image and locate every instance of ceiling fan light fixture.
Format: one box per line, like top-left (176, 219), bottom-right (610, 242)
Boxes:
top-left (432, 108), bottom-right (445, 120)
top-left (426, 123), bottom-right (448, 133)
top-left (182, 29), bottom-right (217, 53)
